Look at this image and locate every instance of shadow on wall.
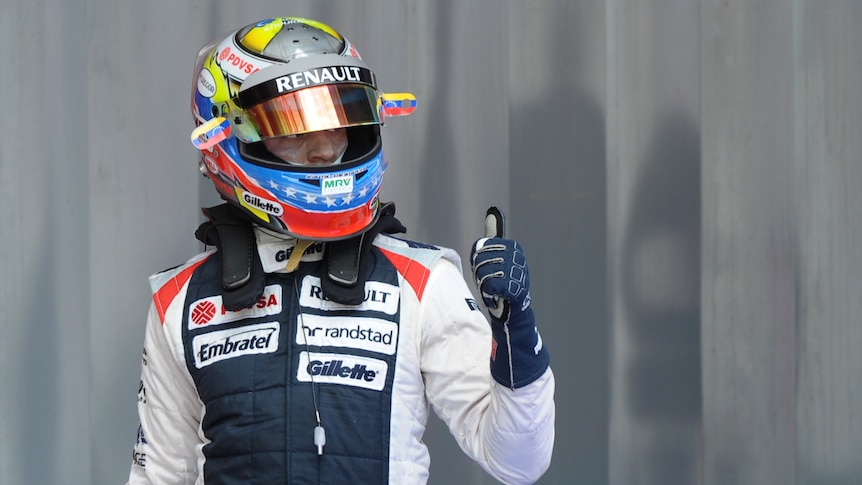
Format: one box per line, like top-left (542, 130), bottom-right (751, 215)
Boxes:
top-left (507, 60), bottom-right (608, 485)
top-left (621, 112), bottom-right (702, 485)
top-left (417, 2), bottom-right (608, 484)
top-left (506, 3), bottom-right (608, 483)
top-left (420, 2), bottom-right (610, 483)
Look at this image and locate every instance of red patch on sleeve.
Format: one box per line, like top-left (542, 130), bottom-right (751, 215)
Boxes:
top-left (377, 247), bottom-right (432, 301)
top-left (152, 258), bottom-right (208, 324)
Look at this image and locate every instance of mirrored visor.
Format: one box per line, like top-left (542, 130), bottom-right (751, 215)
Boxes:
top-left (241, 84), bottom-right (381, 141)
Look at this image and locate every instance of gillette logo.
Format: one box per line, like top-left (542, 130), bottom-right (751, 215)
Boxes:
top-left (297, 352), bottom-right (387, 391)
top-left (242, 191), bottom-right (283, 216)
top-left (308, 360), bottom-right (377, 381)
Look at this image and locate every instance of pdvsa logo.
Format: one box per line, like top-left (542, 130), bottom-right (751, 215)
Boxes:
top-left (297, 352), bottom-right (388, 391)
top-left (188, 285), bottom-right (282, 329)
top-left (191, 300), bottom-right (218, 325)
top-left (218, 46), bottom-right (260, 74)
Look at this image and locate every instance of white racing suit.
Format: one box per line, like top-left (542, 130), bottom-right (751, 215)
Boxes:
top-left (128, 229), bottom-right (555, 484)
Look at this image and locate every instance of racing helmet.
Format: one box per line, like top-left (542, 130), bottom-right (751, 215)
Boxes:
top-left (190, 17), bottom-right (416, 240)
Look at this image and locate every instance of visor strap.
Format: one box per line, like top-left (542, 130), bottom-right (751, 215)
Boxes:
top-left (286, 239), bottom-right (315, 272)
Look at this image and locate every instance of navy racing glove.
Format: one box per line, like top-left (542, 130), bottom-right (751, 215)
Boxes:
top-left (470, 207), bottom-right (550, 389)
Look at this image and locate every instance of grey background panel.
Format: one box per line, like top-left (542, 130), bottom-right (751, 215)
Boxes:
top-left (1, 1), bottom-right (861, 484)
top-left (608, 1), bottom-right (702, 484)
top-left (795, 2), bottom-right (862, 484)
top-left (701, 1), bottom-right (798, 484)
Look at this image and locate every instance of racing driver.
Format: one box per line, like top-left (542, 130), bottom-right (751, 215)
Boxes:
top-left (127, 16), bottom-right (555, 485)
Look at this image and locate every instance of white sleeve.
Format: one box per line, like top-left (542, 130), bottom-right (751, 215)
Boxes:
top-left (420, 259), bottom-right (555, 485)
top-left (127, 302), bottom-right (203, 485)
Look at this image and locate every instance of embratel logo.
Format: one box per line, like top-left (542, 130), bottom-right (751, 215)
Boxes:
top-left (193, 322), bottom-right (280, 368)
top-left (188, 285), bottom-right (282, 329)
top-left (295, 314), bottom-right (398, 355)
top-left (297, 351), bottom-right (388, 391)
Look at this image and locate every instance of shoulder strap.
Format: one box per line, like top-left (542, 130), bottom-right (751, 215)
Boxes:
top-left (194, 202), bottom-right (406, 309)
top-left (321, 202), bottom-right (405, 305)
top-left (195, 204), bottom-right (265, 311)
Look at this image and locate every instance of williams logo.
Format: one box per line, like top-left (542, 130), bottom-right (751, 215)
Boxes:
top-left (297, 352), bottom-right (388, 391)
top-left (192, 323), bottom-right (280, 368)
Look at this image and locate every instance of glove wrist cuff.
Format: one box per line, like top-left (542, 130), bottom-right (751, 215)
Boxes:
top-left (489, 308), bottom-right (549, 389)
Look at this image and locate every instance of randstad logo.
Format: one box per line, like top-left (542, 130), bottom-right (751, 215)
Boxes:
top-left (297, 352), bottom-right (388, 391)
top-left (320, 175), bottom-right (353, 195)
top-left (295, 314), bottom-right (398, 355)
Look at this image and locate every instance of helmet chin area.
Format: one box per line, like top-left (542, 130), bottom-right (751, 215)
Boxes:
top-left (226, 126), bottom-right (385, 240)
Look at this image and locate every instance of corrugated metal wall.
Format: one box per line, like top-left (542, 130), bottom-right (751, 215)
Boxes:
top-left (1, 1), bottom-right (860, 484)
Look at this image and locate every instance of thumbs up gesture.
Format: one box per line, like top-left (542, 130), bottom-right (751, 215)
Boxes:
top-left (470, 208), bottom-right (549, 389)
top-left (470, 207), bottom-right (531, 322)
